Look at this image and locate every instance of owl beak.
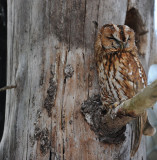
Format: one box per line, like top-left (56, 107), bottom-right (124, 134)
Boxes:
top-left (120, 42), bottom-right (124, 50)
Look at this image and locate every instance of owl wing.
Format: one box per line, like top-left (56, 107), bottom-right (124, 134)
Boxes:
top-left (127, 55), bottom-right (146, 157)
top-left (130, 55), bottom-right (155, 157)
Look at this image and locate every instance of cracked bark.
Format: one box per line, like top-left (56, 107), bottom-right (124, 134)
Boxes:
top-left (0, 0), bottom-right (156, 160)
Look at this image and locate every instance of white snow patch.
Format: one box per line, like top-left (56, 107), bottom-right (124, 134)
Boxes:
top-left (148, 64), bottom-right (157, 85)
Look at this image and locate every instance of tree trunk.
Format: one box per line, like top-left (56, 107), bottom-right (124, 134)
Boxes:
top-left (0, 0), bottom-right (155, 160)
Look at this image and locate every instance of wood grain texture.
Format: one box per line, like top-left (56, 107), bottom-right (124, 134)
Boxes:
top-left (0, 0), bottom-right (155, 160)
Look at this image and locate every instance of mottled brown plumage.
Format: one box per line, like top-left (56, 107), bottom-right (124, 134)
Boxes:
top-left (95, 24), bottom-right (155, 156)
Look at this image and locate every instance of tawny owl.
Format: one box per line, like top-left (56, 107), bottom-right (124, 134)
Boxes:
top-left (95, 24), bottom-right (155, 156)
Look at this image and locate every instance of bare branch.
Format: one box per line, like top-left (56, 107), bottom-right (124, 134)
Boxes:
top-left (117, 79), bottom-right (157, 116)
top-left (0, 85), bottom-right (16, 92)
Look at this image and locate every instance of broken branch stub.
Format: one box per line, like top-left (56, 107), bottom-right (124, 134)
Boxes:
top-left (0, 85), bottom-right (16, 92)
top-left (81, 95), bottom-right (132, 143)
top-left (81, 79), bottom-right (157, 143)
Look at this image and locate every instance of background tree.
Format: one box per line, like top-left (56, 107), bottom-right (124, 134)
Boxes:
top-left (0, 0), bottom-right (156, 160)
top-left (0, 0), bottom-right (7, 141)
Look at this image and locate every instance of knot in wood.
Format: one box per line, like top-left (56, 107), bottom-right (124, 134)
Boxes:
top-left (64, 64), bottom-right (74, 78)
top-left (81, 94), bottom-right (127, 144)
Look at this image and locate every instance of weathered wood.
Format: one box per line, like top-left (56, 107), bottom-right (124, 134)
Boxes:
top-left (0, 0), bottom-right (155, 160)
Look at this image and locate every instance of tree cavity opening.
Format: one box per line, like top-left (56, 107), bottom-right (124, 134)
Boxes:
top-left (125, 8), bottom-right (148, 56)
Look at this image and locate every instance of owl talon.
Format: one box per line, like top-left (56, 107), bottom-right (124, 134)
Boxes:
top-left (108, 103), bottom-right (122, 119)
top-left (110, 109), bottom-right (117, 119)
top-left (109, 108), bottom-right (118, 119)
top-left (108, 107), bottom-right (116, 119)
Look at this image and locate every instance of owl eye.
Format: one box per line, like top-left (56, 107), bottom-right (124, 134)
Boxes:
top-left (106, 36), bottom-right (115, 40)
top-left (107, 36), bottom-right (120, 46)
top-left (107, 36), bottom-right (118, 42)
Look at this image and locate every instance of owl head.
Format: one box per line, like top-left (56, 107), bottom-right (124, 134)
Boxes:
top-left (95, 24), bottom-right (137, 53)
